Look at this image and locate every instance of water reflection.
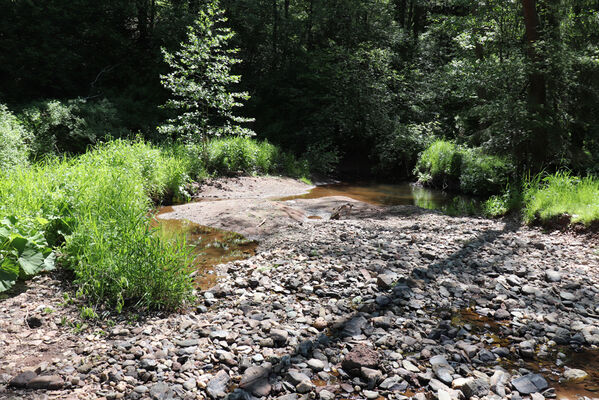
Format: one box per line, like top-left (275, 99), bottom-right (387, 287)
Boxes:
top-left (155, 208), bottom-right (257, 290)
top-left (281, 183), bottom-right (482, 215)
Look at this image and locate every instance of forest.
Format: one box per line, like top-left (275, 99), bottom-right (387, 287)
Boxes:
top-left (0, 1), bottom-right (599, 399)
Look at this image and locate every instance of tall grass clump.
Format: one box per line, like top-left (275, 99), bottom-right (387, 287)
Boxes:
top-left (523, 171), bottom-right (599, 226)
top-left (0, 105), bottom-right (30, 171)
top-left (414, 140), bottom-right (510, 196)
top-left (200, 136), bottom-right (309, 178)
top-left (0, 140), bottom-right (195, 310)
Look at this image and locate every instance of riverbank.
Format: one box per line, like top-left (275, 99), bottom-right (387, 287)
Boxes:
top-left (1, 176), bottom-right (598, 400)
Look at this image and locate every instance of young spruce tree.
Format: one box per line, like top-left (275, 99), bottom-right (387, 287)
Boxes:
top-left (159, 0), bottom-right (254, 144)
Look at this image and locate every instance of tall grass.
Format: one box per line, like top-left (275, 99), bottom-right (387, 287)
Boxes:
top-left (0, 140), bottom-right (195, 310)
top-left (414, 140), bottom-right (510, 196)
top-left (0, 137), bottom-right (310, 308)
top-left (523, 171), bottom-right (599, 226)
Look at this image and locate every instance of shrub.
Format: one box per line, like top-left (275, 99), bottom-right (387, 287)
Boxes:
top-left (414, 140), bottom-right (462, 190)
top-left (460, 148), bottom-right (511, 196)
top-left (0, 140), bottom-right (194, 309)
top-left (20, 98), bottom-right (126, 157)
top-left (202, 136), bottom-right (309, 178)
top-left (415, 140), bottom-right (511, 196)
top-left (522, 171), bottom-right (599, 226)
top-left (0, 105), bottom-right (29, 171)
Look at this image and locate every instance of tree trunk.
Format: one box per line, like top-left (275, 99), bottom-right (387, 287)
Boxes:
top-left (521, 0), bottom-right (547, 171)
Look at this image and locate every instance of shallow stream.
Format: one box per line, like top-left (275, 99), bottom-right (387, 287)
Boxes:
top-left (281, 182), bottom-right (482, 215)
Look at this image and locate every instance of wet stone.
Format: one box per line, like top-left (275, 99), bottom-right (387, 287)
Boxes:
top-left (511, 374), bottom-right (548, 395)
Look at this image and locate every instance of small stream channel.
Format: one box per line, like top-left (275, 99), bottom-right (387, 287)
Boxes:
top-left (281, 182), bottom-right (482, 215)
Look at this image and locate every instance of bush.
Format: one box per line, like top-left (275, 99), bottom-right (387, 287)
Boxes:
top-left (483, 187), bottom-right (522, 217)
top-left (414, 140), bottom-right (511, 196)
top-left (414, 140), bottom-right (463, 190)
top-left (0, 140), bottom-right (194, 310)
top-left (460, 148), bottom-right (511, 196)
top-left (202, 136), bottom-right (309, 178)
top-left (20, 98), bottom-right (126, 157)
top-left (522, 171), bottom-right (599, 226)
top-left (0, 105), bottom-right (29, 171)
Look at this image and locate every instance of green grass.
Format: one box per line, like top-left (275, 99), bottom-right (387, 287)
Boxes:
top-left (0, 137), bottom-right (311, 308)
top-left (523, 171), bottom-right (599, 226)
top-left (0, 140), bottom-right (195, 310)
top-left (414, 140), bottom-right (510, 196)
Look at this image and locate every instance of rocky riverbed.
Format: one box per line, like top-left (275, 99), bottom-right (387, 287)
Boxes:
top-left (1, 177), bottom-right (598, 400)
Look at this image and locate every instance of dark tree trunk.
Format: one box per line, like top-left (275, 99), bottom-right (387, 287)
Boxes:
top-left (521, 0), bottom-right (547, 171)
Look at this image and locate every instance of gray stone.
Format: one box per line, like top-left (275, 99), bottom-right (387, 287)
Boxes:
top-left (149, 382), bottom-right (174, 400)
top-left (8, 370), bottom-right (37, 388)
top-left (363, 390), bottom-right (379, 399)
top-left (287, 371), bottom-right (310, 385)
top-left (240, 366), bottom-right (271, 397)
top-left (545, 270), bottom-right (562, 282)
top-left (377, 274), bottom-right (395, 290)
top-left (461, 378), bottom-right (490, 398)
top-left (434, 367), bottom-right (454, 384)
top-left (296, 379), bottom-right (313, 393)
top-left (319, 389), bottom-right (335, 400)
top-left (27, 375), bottom-right (64, 390)
top-left (307, 359), bottom-right (325, 371)
top-left (511, 374), bottom-right (548, 394)
top-left (207, 370), bottom-right (231, 399)
top-left (271, 329), bottom-right (289, 346)
top-left (361, 367), bottom-right (382, 383)
top-left (134, 385), bottom-right (149, 394)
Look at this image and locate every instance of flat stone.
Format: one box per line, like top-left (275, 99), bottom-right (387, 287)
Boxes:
top-left (461, 378), bottom-right (489, 398)
top-left (363, 390), bottom-right (379, 399)
top-left (511, 374), bottom-right (548, 394)
top-left (307, 358), bottom-right (325, 371)
top-left (361, 367), bottom-right (382, 383)
top-left (342, 345), bottom-right (380, 373)
top-left (563, 368), bottom-right (588, 382)
top-left (8, 370), bottom-right (37, 388)
top-left (560, 291), bottom-right (576, 301)
top-left (402, 360), bottom-right (420, 373)
top-left (149, 382), bottom-right (174, 400)
top-left (27, 375), bottom-right (64, 390)
top-left (207, 370), bottom-right (231, 399)
top-left (240, 365), bottom-right (271, 396)
top-left (288, 370), bottom-right (310, 385)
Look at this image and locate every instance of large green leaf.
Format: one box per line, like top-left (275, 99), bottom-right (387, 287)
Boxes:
top-left (18, 247), bottom-right (46, 277)
top-left (0, 258), bottom-right (19, 292)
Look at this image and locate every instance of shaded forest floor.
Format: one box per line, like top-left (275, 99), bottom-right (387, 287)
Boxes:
top-left (1, 177), bottom-right (598, 400)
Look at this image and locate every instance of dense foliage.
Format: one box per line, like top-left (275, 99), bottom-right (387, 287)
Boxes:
top-left (1, 1), bottom-right (597, 177)
top-left (415, 140), bottom-right (511, 196)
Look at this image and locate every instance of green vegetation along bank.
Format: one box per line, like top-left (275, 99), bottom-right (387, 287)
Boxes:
top-left (0, 137), bottom-right (307, 309)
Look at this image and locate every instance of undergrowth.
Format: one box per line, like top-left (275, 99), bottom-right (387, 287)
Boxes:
top-left (0, 137), bottom-right (310, 309)
top-left (522, 171), bottom-right (599, 226)
top-left (414, 140), bottom-right (511, 196)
